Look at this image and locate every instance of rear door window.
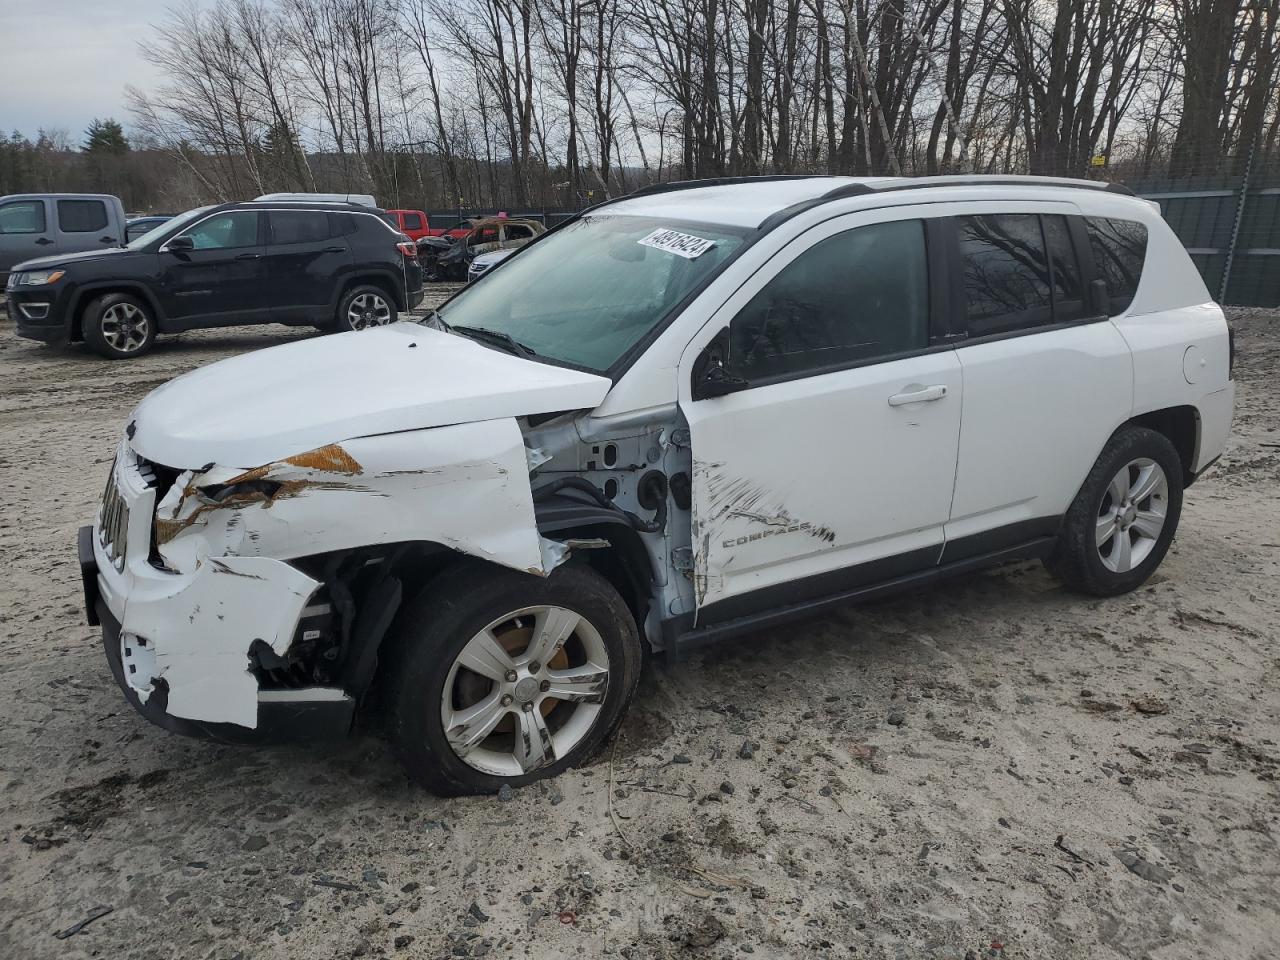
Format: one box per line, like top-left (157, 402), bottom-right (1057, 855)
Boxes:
top-left (56, 199), bottom-right (109, 233)
top-left (1085, 217), bottom-right (1148, 315)
top-left (269, 211), bottom-right (330, 245)
top-left (956, 214), bottom-right (1053, 336)
top-left (0, 200), bottom-right (46, 234)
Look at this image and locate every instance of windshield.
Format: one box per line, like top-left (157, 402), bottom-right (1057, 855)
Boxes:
top-left (437, 214), bottom-right (749, 372)
top-left (126, 206), bottom-right (212, 250)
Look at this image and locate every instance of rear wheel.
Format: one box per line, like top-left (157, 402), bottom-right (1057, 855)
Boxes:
top-left (333, 284), bottom-right (396, 332)
top-left (82, 293), bottom-right (157, 359)
top-left (1046, 426), bottom-right (1184, 596)
top-left (386, 562), bottom-right (642, 795)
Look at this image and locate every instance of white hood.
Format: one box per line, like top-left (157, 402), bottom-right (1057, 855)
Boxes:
top-left (129, 323), bottom-right (611, 468)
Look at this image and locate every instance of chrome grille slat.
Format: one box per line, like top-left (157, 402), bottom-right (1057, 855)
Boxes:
top-left (98, 462), bottom-right (130, 571)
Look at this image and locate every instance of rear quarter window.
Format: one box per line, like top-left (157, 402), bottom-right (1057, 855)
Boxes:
top-left (1085, 217), bottom-right (1148, 315)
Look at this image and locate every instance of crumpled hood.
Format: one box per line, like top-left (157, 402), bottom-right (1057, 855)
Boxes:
top-left (129, 322), bottom-right (610, 469)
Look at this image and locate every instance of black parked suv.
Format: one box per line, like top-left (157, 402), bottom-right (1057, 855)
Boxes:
top-left (6, 200), bottom-right (424, 359)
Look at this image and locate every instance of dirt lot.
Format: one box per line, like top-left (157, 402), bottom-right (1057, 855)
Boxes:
top-left (0, 299), bottom-right (1276, 960)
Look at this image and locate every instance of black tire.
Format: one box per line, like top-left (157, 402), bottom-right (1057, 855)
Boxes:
top-left (385, 561), bottom-right (642, 795)
top-left (1046, 426), bottom-right (1184, 596)
top-left (81, 292), bottom-right (157, 359)
top-left (332, 283), bottom-right (397, 332)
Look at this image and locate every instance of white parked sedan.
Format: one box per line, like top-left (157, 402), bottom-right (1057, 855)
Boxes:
top-left (80, 175), bottom-right (1234, 794)
top-left (467, 248), bottom-right (514, 282)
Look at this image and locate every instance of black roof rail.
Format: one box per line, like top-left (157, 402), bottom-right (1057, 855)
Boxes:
top-left (818, 175), bottom-right (1133, 201)
top-left (758, 175), bottom-right (1136, 232)
top-left (573, 173), bottom-right (1138, 233)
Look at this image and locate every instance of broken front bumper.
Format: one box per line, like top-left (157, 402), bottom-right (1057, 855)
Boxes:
top-left (79, 524), bottom-right (354, 743)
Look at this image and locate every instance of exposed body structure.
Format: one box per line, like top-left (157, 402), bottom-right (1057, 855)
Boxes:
top-left (81, 175), bottom-right (1235, 793)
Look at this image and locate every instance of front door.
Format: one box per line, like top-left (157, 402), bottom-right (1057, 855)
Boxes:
top-left (157, 210), bottom-right (267, 327)
top-left (680, 209), bottom-right (963, 622)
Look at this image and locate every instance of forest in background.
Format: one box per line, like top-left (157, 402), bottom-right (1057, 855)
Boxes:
top-left (1, 0), bottom-right (1277, 213)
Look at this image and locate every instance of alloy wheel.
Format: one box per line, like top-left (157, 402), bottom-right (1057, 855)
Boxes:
top-left (100, 302), bottom-right (150, 353)
top-left (1096, 457), bottom-right (1169, 573)
top-left (346, 292), bottom-right (392, 330)
top-left (440, 605), bottom-right (610, 777)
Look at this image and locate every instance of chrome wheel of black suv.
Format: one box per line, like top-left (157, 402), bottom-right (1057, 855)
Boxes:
top-left (336, 285), bottom-right (396, 331)
top-left (82, 293), bottom-right (157, 359)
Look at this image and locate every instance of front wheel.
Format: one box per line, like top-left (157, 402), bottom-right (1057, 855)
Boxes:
top-left (1046, 426), bottom-right (1184, 596)
top-left (334, 284), bottom-right (396, 331)
top-left (386, 562), bottom-right (642, 795)
top-left (82, 293), bottom-right (157, 359)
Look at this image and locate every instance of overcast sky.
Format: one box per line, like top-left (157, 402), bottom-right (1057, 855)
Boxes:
top-left (1, 1), bottom-right (172, 142)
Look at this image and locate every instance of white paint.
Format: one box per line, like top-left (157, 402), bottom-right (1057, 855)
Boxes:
top-left (129, 323), bottom-right (610, 469)
top-left (678, 204), bottom-right (964, 610)
top-left (95, 418), bottom-right (549, 728)
top-left (93, 175), bottom-right (1237, 732)
top-left (946, 319), bottom-right (1133, 535)
top-left (154, 419), bottom-right (548, 574)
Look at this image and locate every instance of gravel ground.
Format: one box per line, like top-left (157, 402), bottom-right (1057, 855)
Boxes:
top-left (0, 299), bottom-right (1277, 960)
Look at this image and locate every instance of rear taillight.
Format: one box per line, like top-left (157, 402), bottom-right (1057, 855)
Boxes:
top-left (397, 241), bottom-right (416, 258)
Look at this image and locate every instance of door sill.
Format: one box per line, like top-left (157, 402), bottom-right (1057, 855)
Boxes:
top-left (664, 536), bottom-right (1055, 659)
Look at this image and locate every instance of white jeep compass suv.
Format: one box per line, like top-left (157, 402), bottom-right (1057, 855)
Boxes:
top-left (79, 175), bottom-right (1235, 794)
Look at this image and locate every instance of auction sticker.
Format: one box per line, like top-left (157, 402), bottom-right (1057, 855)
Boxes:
top-left (638, 228), bottom-right (716, 259)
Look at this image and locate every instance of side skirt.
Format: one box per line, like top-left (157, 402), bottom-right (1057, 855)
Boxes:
top-left (663, 535), bottom-right (1057, 661)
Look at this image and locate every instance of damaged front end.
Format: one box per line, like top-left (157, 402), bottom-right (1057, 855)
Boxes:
top-left (84, 417), bottom-right (579, 740)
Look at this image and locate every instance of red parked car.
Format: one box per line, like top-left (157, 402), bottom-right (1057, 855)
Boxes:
top-left (386, 210), bottom-right (474, 242)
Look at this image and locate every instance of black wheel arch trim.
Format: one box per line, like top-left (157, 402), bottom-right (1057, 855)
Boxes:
top-left (338, 270), bottom-right (407, 312)
top-left (69, 281), bottom-right (166, 339)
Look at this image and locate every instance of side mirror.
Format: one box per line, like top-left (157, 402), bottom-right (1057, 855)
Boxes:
top-left (1088, 278), bottom-right (1110, 317)
top-left (165, 234), bottom-right (194, 253)
top-left (692, 328), bottom-right (749, 400)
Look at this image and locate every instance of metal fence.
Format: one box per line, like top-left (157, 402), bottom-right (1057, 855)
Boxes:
top-left (428, 175), bottom-right (1280, 308)
top-left (1133, 172), bottom-right (1280, 308)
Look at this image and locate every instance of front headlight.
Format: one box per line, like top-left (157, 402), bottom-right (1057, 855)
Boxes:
top-left (20, 269), bottom-right (66, 285)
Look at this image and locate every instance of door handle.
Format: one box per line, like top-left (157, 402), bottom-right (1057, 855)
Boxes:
top-left (887, 383), bottom-right (948, 406)
top-left (323, 245), bottom-right (344, 253)
top-left (234, 252), bottom-right (261, 260)
top-left (99, 235), bottom-right (117, 243)
top-left (35, 237), bottom-right (53, 245)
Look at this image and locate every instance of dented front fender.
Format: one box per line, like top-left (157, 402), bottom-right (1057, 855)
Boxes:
top-left (153, 417), bottom-right (552, 578)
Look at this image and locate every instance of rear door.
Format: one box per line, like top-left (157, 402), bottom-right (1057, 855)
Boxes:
top-left (156, 210), bottom-right (268, 327)
top-left (54, 198), bottom-right (119, 254)
top-left (940, 203), bottom-right (1133, 556)
top-left (680, 209), bottom-right (963, 621)
top-left (0, 198), bottom-right (53, 277)
top-left (264, 210), bottom-right (351, 324)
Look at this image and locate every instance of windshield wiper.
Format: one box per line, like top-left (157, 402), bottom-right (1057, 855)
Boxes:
top-left (450, 324), bottom-right (539, 360)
